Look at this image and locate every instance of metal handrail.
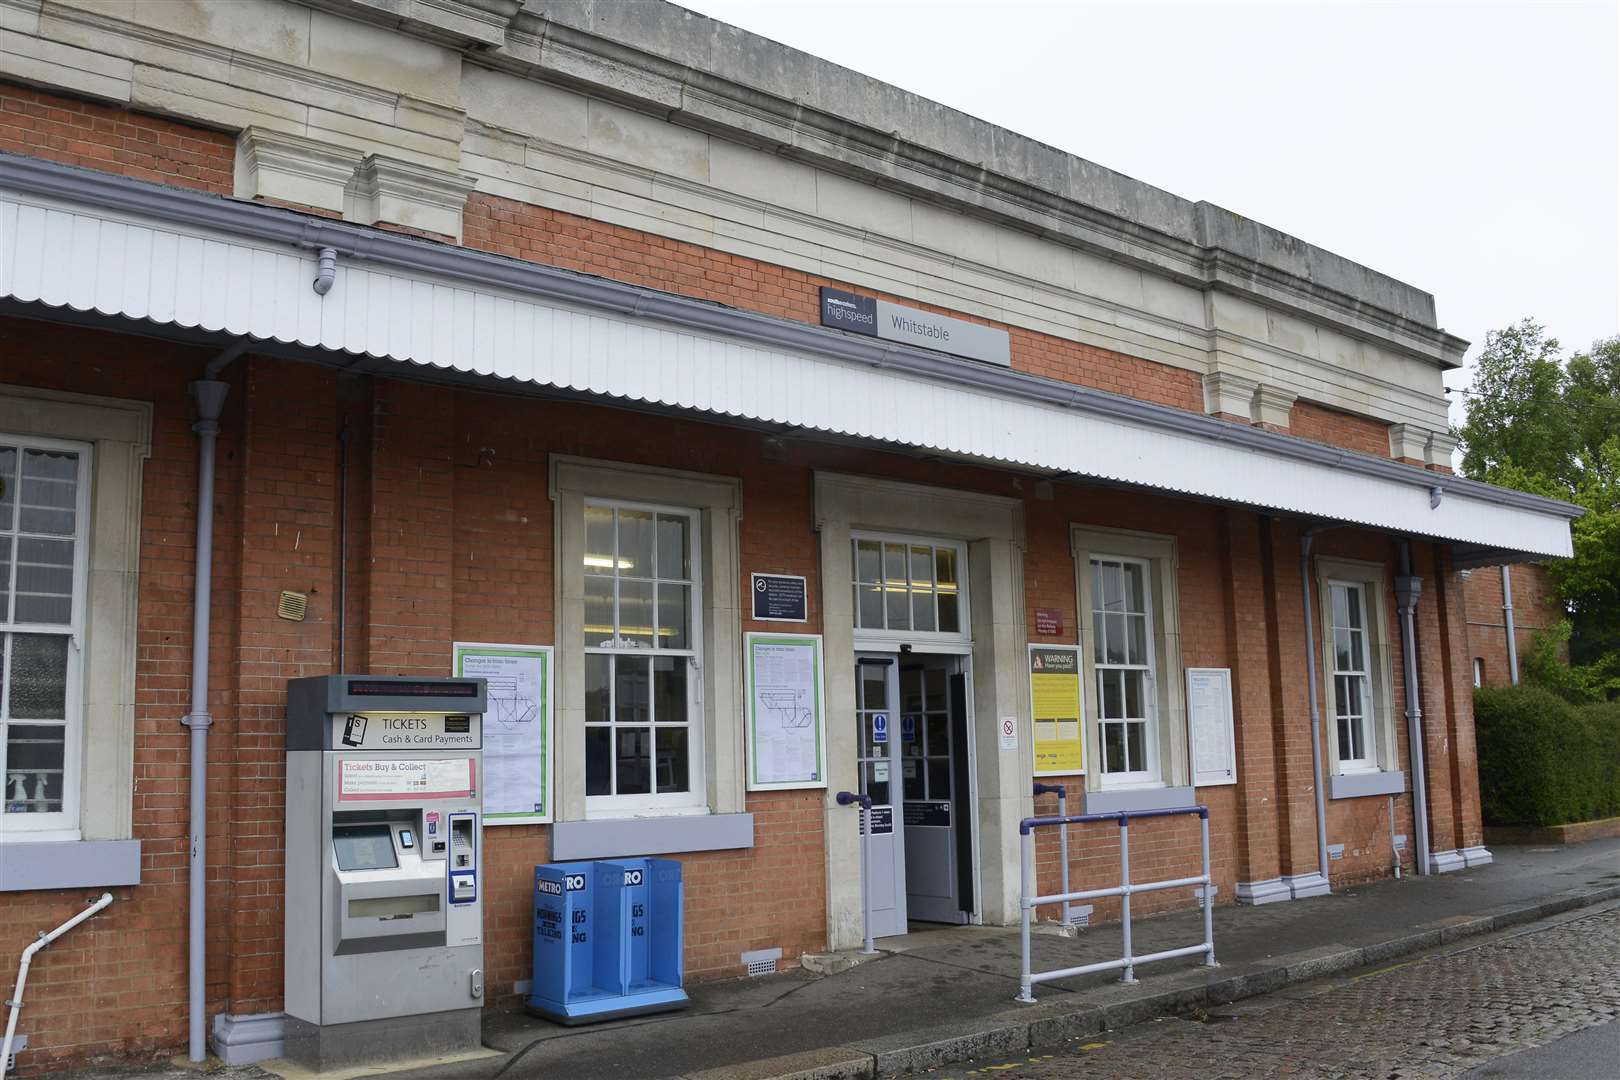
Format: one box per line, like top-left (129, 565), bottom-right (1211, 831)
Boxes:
top-left (1016, 804), bottom-right (1216, 1003)
top-left (1031, 783), bottom-right (1075, 925)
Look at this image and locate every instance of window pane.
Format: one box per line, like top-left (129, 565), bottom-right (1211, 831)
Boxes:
top-left (656, 513), bottom-right (689, 580)
top-left (937, 590), bottom-right (959, 633)
top-left (617, 578), bottom-right (655, 649)
top-left (1090, 560), bottom-right (1105, 612)
top-left (615, 728), bottom-right (651, 795)
top-left (656, 582), bottom-right (689, 650)
top-left (1337, 716), bottom-right (1354, 762)
top-left (1127, 613), bottom-right (1147, 666)
top-left (1334, 629), bottom-right (1353, 672)
top-left (615, 657), bottom-right (649, 726)
top-left (1101, 669), bottom-right (1123, 719)
top-left (1101, 562), bottom-right (1123, 612)
top-left (909, 546), bottom-right (933, 588)
top-left (1123, 668), bottom-right (1143, 718)
top-left (1124, 562), bottom-right (1145, 614)
top-left (1105, 613), bottom-right (1127, 664)
top-left (856, 583), bottom-right (883, 628)
top-left (585, 726), bottom-right (611, 796)
top-left (925, 714), bottom-right (949, 756)
top-left (1330, 584), bottom-right (1349, 629)
top-left (1092, 612), bottom-right (1107, 665)
top-left (655, 727), bottom-right (689, 793)
top-left (863, 762), bottom-right (889, 805)
top-left (3, 723), bottom-right (65, 812)
top-left (1347, 628), bottom-right (1364, 671)
top-left (903, 760), bottom-right (924, 800)
top-left (617, 510), bottom-right (655, 578)
top-left (927, 759), bottom-right (951, 800)
top-left (885, 580), bottom-right (910, 630)
top-left (1102, 722), bottom-right (1126, 773)
top-left (856, 540), bottom-right (882, 583)
top-left (884, 543), bottom-right (906, 588)
top-left (1342, 675), bottom-right (1363, 721)
top-left (924, 665), bottom-right (946, 700)
top-left (1345, 586), bottom-right (1363, 630)
top-left (584, 654), bottom-right (611, 724)
top-left (1126, 721), bottom-right (1146, 773)
top-left (0, 535), bottom-right (11, 621)
top-left (0, 446), bottom-right (16, 531)
top-left (9, 633), bottom-right (68, 719)
top-left (18, 449), bottom-right (77, 536)
top-left (860, 666), bottom-right (888, 711)
top-left (14, 537), bottom-right (74, 624)
top-left (934, 547), bottom-right (956, 588)
top-left (583, 575), bottom-right (614, 646)
top-left (584, 506), bottom-right (615, 573)
top-left (652, 656), bottom-right (686, 725)
top-left (900, 667), bottom-right (922, 713)
top-left (910, 590), bottom-right (935, 632)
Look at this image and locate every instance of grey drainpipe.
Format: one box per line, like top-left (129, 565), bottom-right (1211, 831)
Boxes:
top-left (1396, 542), bottom-right (1432, 875)
top-left (184, 341), bottom-right (246, 1062)
top-left (1298, 528), bottom-right (1332, 890)
top-left (1501, 565), bottom-right (1519, 684)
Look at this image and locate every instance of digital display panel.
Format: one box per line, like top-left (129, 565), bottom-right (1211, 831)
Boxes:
top-left (332, 824), bottom-right (398, 871)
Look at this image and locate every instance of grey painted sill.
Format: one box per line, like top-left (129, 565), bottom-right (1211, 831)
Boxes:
top-left (0, 838), bottom-right (141, 891)
top-left (1329, 770), bottom-right (1406, 800)
top-left (551, 813), bottom-right (754, 861)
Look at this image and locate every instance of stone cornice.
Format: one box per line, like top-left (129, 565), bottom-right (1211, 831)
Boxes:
top-left (495, 1), bottom-right (1468, 369)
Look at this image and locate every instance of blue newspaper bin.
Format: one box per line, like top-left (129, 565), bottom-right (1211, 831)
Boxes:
top-left (528, 858), bottom-right (688, 1024)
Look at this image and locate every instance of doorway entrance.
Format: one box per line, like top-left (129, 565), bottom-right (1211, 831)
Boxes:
top-left (854, 651), bottom-right (975, 937)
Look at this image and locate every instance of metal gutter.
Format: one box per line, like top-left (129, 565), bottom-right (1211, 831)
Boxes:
top-left (0, 153), bottom-right (1584, 524)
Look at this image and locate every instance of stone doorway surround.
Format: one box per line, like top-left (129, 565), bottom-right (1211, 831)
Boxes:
top-left (814, 472), bottom-right (1027, 950)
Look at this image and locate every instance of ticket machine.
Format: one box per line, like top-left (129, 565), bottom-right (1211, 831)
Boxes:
top-left (283, 675), bottom-right (486, 1069)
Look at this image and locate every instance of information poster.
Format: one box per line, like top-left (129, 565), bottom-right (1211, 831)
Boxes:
top-left (745, 633), bottom-right (827, 790)
top-left (452, 642), bottom-right (553, 823)
top-left (1187, 667), bottom-right (1237, 787)
top-left (1030, 644), bottom-right (1085, 775)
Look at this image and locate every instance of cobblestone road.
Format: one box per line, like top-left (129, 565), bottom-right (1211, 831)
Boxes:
top-left (936, 907), bottom-right (1620, 1080)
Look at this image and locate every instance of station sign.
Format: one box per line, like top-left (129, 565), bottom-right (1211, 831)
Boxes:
top-left (820, 287), bottom-right (1011, 367)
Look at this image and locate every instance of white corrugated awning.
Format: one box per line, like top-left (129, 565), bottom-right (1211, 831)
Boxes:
top-left (0, 160), bottom-right (1579, 559)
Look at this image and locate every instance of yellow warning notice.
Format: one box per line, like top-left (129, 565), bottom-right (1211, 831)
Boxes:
top-left (1030, 645), bottom-right (1084, 775)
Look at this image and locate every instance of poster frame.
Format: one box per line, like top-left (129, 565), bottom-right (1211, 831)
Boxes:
top-left (451, 641), bottom-right (554, 824)
top-left (1186, 666), bottom-right (1237, 788)
top-left (744, 631), bottom-right (828, 792)
top-left (1029, 642), bottom-right (1086, 777)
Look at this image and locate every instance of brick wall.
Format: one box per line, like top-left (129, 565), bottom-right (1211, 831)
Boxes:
top-left (1289, 400), bottom-right (1393, 458)
top-left (1463, 562), bottom-right (1564, 688)
top-left (0, 80), bottom-right (232, 193)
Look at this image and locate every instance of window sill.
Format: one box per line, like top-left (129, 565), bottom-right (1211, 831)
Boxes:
top-left (552, 812), bottom-right (754, 860)
top-left (1329, 770), bottom-right (1406, 800)
top-left (0, 838), bottom-right (140, 892)
top-left (1083, 786), bottom-right (1196, 815)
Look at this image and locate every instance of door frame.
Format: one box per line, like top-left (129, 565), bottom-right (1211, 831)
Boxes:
top-left (854, 638), bottom-right (982, 926)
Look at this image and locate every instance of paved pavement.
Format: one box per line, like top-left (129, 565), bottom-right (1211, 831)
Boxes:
top-left (933, 906), bottom-right (1620, 1080)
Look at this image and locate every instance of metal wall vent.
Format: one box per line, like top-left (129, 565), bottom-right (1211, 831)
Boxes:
top-left (277, 590), bottom-right (308, 621)
top-left (1066, 904), bottom-right (1094, 929)
top-left (741, 946), bottom-right (782, 978)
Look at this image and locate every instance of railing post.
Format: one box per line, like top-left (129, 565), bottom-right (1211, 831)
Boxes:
top-left (836, 791), bottom-right (876, 955)
top-left (1057, 789), bottom-right (1072, 926)
top-left (1200, 811), bottom-right (1217, 967)
top-left (1017, 828), bottom-right (1035, 1004)
top-left (1118, 815), bottom-right (1135, 984)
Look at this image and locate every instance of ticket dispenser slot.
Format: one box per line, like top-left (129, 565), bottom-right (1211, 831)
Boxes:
top-left (448, 812), bottom-right (477, 905)
top-left (283, 674), bottom-right (486, 1071)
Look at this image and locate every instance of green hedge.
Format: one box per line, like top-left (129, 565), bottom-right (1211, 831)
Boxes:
top-left (1475, 683), bottom-right (1620, 827)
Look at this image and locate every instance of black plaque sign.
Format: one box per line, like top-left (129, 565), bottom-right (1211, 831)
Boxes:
top-left (751, 573), bottom-right (808, 622)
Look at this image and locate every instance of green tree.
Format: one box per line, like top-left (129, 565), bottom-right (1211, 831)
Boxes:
top-left (1457, 321), bottom-right (1620, 671)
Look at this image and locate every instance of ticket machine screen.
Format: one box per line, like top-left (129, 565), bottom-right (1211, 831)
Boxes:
top-left (333, 824), bottom-right (399, 871)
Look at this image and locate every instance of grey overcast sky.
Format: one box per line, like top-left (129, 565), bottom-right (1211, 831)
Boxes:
top-left (681, 0), bottom-right (1619, 423)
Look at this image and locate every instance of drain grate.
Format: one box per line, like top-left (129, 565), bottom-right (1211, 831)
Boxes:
top-left (741, 946), bottom-right (783, 978)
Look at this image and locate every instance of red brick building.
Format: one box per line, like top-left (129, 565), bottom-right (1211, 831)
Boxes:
top-left (1464, 563), bottom-right (1566, 688)
top-left (0, 1), bottom-right (1581, 1072)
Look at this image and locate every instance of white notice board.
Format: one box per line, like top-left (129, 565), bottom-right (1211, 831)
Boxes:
top-left (1186, 667), bottom-right (1237, 787)
top-left (453, 642), bottom-right (553, 823)
top-left (745, 633), bottom-right (827, 790)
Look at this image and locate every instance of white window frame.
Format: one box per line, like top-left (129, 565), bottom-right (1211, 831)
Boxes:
top-left (1071, 526), bottom-right (1187, 793)
top-left (0, 435), bottom-right (92, 840)
top-left (1473, 658), bottom-right (1484, 688)
top-left (582, 497), bottom-right (706, 816)
top-left (1315, 556), bottom-right (1398, 778)
top-left (1326, 579), bottom-right (1378, 774)
top-left (1089, 554), bottom-right (1159, 785)
top-left (849, 530), bottom-right (972, 650)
